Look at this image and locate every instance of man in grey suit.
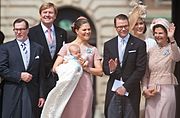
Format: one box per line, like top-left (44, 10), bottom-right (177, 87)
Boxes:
top-left (0, 18), bottom-right (45, 118)
top-left (28, 2), bottom-right (67, 98)
top-left (103, 14), bottom-right (147, 118)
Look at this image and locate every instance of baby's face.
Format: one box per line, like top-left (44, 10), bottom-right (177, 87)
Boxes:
top-left (71, 50), bottom-right (81, 58)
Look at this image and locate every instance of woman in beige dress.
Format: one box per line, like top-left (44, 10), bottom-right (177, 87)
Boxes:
top-left (52, 16), bottom-right (103, 118)
top-left (142, 18), bottom-right (180, 118)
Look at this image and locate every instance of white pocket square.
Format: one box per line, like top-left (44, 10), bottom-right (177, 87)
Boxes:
top-left (128, 50), bottom-right (136, 53)
top-left (35, 56), bottom-right (40, 59)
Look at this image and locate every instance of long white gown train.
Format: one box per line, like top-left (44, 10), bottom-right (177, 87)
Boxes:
top-left (41, 60), bottom-right (83, 118)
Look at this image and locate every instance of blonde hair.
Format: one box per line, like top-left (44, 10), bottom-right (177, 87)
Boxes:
top-left (39, 2), bottom-right (58, 16)
top-left (128, 0), bottom-right (147, 32)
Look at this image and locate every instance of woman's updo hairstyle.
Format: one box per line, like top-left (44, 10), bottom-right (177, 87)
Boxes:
top-left (71, 16), bottom-right (89, 33)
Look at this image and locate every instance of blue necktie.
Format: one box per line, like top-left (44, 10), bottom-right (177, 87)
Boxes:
top-left (119, 39), bottom-right (126, 65)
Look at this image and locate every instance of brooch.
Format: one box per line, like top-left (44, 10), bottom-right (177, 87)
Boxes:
top-left (162, 48), bottom-right (170, 56)
top-left (86, 48), bottom-right (93, 54)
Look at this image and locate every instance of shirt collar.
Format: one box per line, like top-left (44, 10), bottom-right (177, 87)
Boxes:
top-left (17, 38), bottom-right (30, 46)
top-left (41, 22), bottom-right (55, 33)
top-left (118, 33), bottom-right (130, 44)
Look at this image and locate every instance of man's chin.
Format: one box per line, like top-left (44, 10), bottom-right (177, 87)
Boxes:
top-left (16, 37), bottom-right (22, 40)
top-left (42, 20), bottom-right (53, 24)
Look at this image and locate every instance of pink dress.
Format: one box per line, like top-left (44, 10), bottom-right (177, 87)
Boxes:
top-left (142, 42), bottom-right (180, 118)
top-left (59, 43), bottom-right (102, 118)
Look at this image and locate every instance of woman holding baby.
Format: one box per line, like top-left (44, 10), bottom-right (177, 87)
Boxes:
top-left (41, 16), bottom-right (103, 118)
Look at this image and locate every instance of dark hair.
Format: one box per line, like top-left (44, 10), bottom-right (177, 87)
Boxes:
top-left (39, 2), bottom-right (58, 16)
top-left (153, 24), bottom-right (169, 42)
top-left (13, 18), bottom-right (29, 29)
top-left (71, 17), bottom-right (90, 33)
top-left (114, 14), bottom-right (129, 27)
top-left (153, 24), bottom-right (167, 35)
top-left (143, 20), bottom-right (147, 34)
top-left (0, 30), bottom-right (5, 44)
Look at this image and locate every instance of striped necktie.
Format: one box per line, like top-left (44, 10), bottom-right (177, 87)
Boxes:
top-left (21, 42), bottom-right (29, 69)
top-left (21, 42), bottom-right (28, 54)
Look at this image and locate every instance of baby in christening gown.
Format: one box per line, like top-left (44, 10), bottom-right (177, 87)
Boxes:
top-left (62, 44), bottom-right (88, 67)
top-left (41, 44), bottom-right (88, 118)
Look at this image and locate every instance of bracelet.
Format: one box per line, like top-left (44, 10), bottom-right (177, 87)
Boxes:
top-left (170, 41), bottom-right (175, 44)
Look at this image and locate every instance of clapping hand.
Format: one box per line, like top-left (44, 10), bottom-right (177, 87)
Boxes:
top-left (108, 58), bottom-right (118, 73)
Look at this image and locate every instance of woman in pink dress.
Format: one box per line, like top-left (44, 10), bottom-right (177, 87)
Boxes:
top-left (52, 16), bottom-right (103, 118)
top-left (142, 18), bottom-right (180, 118)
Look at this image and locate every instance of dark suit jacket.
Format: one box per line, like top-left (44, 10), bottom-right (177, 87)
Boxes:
top-left (28, 23), bottom-right (67, 97)
top-left (0, 39), bottom-right (45, 118)
top-left (103, 34), bottom-right (147, 118)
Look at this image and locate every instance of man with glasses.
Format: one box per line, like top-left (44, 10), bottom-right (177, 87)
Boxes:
top-left (103, 14), bottom-right (147, 118)
top-left (0, 18), bottom-right (45, 118)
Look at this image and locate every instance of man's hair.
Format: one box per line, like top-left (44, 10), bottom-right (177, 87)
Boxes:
top-left (114, 14), bottom-right (129, 27)
top-left (13, 18), bottom-right (29, 29)
top-left (0, 30), bottom-right (5, 44)
top-left (39, 2), bottom-right (58, 16)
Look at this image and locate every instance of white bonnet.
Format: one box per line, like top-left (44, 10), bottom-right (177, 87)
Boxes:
top-left (150, 18), bottom-right (170, 31)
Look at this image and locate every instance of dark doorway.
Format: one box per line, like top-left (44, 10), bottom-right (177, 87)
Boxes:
top-left (54, 6), bottom-right (97, 46)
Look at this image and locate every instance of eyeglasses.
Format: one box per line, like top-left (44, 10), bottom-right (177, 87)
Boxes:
top-left (115, 25), bottom-right (129, 30)
top-left (13, 28), bottom-right (27, 32)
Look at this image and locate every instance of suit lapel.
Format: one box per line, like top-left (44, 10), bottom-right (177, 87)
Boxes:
top-left (54, 26), bottom-right (61, 53)
top-left (27, 41), bottom-right (36, 69)
top-left (37, 24), bottom-right (54, 59)
top-left (38, 24), bottom-right (50, 49)
top-left (12, 40), bottom-right (26, 70)
top-left (122, 35), bottom-right (135, 66)
top-left (112, 37), bottom-right (121, 65)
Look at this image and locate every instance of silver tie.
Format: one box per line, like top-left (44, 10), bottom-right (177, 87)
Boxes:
top-left (119, 39), bottom-right (126, 65)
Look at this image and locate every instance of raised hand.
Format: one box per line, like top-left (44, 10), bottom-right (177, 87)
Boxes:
top-left (168, 23), bottom-right (175, 40)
